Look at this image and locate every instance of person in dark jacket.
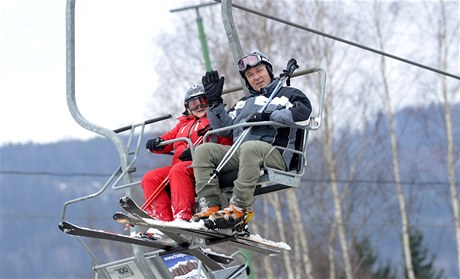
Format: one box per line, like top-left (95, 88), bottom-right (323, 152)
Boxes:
top-left (142, 84), bottom-right (231, 222)
top-left (191, 51), bottom-right (312, 229)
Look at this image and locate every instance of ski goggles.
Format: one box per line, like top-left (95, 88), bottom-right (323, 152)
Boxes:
top-left (237, 54), bottom-right (267, 72)
top-left (186, 96), bottom-right (208, 111)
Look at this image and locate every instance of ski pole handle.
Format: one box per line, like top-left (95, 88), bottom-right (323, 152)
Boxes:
top-left (281, 58), bottom-right (299, 79)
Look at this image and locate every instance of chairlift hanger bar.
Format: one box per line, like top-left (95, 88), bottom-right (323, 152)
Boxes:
top-left (213, 0), bottom-right (460, 80)
top-left (170, 2), bottom-right (219, 13)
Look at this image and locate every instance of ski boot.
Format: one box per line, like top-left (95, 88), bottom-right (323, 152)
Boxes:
top-left (191, 206), bottom-right (220, 222)
top-left (204, 203), bottom-right (254, 233)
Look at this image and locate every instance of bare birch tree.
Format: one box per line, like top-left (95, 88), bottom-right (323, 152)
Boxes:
top-left (308, 1), bottom-right (360, 278)
top-left (370, 1), bottom-right (414, 278)
top-left (437, 3), bottom-right (460, 276)
top-left (420, 0), bottom-right (460, 275)
top-left (253, 201), bottom-right (275, 278)
top-left (286, 189), bottom-right (314, 278)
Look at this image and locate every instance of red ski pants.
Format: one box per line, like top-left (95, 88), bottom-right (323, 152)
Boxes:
top-left (141, 161), bottom-right (196, 221)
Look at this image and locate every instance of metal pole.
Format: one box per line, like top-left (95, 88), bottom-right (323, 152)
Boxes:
top-left (196, 10), bottom-right (212, 71)
top-left (171, 2), bottom-right (218, 72)
top-left (221, 0), bottom-right (249, 95)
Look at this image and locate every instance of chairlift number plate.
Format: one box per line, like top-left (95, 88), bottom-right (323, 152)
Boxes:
top-left (113, 265), bottom-right (134, 278)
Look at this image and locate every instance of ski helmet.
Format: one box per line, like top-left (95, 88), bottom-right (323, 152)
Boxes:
top-left (237, 51), bottom-right (274, 81)
top-left (184, 84), bottom-right (207, 114)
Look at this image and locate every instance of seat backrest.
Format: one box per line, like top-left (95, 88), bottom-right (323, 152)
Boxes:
top-left (288, 128), bottom-right (305, 172)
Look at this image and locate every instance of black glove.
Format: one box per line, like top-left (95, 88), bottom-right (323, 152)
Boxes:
top-left (246, 112), bottom-right (271, 123)
top-left (179, 148), bottom-right (192, 161)
top-left (202, 70), bottom-right (224, 105)
top-left (146, 137), bottom-right (164, 152)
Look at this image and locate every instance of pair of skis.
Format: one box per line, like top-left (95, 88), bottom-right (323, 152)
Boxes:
top-left (59, 196), bottom-right (290, 261)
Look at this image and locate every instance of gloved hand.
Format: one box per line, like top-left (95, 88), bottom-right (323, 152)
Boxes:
top-left (146, 137), bottom-right (164, 152)
top-left (202, 70), bottom-right (224, 106)
top-left (246, 112), bottom-right (271, 123)
top-left (179, 148), bottom-right (192, 161)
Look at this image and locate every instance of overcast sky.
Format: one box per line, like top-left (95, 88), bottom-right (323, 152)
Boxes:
top-left (0, 0), bottom-right (195, 146)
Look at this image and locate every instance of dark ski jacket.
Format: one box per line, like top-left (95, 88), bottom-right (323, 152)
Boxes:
top-left (207, 79), bottom-right (312, 167)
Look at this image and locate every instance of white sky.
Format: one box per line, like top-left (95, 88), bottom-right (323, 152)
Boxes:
top-left (0, 0), bottom-right (194, 146)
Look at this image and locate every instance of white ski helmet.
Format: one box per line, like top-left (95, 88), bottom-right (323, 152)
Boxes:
top-left (184, 84), bottom-right (206, 114)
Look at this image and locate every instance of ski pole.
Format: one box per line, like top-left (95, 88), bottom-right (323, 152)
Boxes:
top-left (207, 59), bottom-right (299, 183)
top-left (141, 176), bottom-right (170, 211)
top-left (207, 129), bottom-right (247, 183)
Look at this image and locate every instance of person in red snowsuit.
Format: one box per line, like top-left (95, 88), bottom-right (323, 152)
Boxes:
top-left (142, 84), bottom-right (232, 221)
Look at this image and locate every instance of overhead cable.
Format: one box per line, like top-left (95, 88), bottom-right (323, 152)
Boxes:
top-left (216, 0), bottom-right (460, 80)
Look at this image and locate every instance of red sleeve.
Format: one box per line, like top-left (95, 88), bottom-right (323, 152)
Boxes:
top-left (151, 117), bottom-right (185, 154)
top-left (217, 136), bottom-right (232, 146)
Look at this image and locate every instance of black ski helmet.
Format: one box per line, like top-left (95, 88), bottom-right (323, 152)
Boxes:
top-left (237, 51), bottom-right (274, 89)
top-left (184, 84), bottom-right (205, 114)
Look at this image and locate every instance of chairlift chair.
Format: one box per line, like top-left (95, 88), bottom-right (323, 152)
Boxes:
top-left (62, 0), bottom-right (326, 277)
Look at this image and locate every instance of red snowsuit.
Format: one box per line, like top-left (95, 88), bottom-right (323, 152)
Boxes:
top-left (142, 114), bottom-right (232, 221)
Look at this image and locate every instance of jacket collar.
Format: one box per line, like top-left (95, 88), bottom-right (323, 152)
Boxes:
top-left (248, 78), bottom-right (279, 97)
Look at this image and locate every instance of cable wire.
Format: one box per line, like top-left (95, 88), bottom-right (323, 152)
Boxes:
top-left (219, 0), bottom-right (460, 80)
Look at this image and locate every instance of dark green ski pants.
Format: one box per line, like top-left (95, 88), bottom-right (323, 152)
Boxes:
top-left (192, 140), bottom-right (286, 209)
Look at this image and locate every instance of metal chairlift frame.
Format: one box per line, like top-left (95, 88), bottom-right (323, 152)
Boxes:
top-left (63, 0), bottom-right (326, 278)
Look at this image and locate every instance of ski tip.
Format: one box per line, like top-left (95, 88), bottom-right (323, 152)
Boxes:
top-left (58, 221), bottom-right (72, 233)
top-left (113, 212), bottom-right (124, 220)
top-left (113, 213), bottom-right (134, 227)
top-left (119, 196), bottom-right (136, 207)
